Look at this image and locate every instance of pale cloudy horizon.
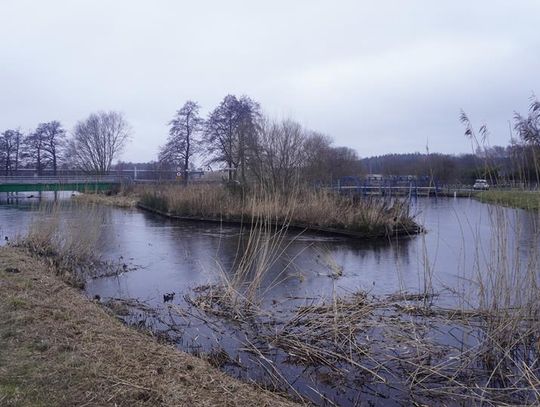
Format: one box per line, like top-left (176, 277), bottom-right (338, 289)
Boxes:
top-left (1, 0), bottom-right (539, 163)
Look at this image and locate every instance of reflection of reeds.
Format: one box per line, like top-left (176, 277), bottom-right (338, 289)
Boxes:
top-left (314, 246), bottom-right (343, 279)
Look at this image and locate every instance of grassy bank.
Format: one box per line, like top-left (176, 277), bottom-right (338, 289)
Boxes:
top-left (0, 246), bottom-right (296, 407)
top-left (476, 190), bottom-right (540, 210)
top-left (139, 184), bottom-right (420, 238)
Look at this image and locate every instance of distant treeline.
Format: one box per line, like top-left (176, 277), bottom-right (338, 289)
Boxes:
top-left (3, 95), bottom-right (539, 187)
top-left (361, 144), bottom-right (540, 185)
top-left (121, 142), bottom-right (538, 186)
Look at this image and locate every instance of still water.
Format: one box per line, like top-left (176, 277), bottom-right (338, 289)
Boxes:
top-left (1, 193), bottom-right (538, 405)
top-left (1, 194), bottom-right (535, 304)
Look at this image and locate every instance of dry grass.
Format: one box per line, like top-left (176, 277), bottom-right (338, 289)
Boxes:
top-left (0, 246), bottom-right (298, 407)
top-left (17, 202), bottom-right (105, 286)
top-left (73, 191), bottom-right (140, 208)
top-left (139, 184), bottom-right (419, 238)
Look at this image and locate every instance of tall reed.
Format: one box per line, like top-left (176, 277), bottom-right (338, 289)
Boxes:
top-left (465, 204), bottom-right (540, 389)
top-left (205, 187), bottom-right (304, 312)
top-left (19, 202), bottom-right (105, 286)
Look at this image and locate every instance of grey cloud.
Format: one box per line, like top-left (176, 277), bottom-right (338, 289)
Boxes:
top-left (1, 0), bottom-right (539, 161)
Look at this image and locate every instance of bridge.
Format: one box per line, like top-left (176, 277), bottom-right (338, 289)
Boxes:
top-left (333, 184), bottom-right (440, 197)
top-left (0, 176), bottom-right (128, 193)
top-left (328, 175), bottom-right (442, 198)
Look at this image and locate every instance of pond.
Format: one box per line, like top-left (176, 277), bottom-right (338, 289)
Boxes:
top-left (1, 193), bottom-right (538, 405)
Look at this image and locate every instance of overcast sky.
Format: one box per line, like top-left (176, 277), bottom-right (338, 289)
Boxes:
top-left (1, 0), bottom-right (539, 163)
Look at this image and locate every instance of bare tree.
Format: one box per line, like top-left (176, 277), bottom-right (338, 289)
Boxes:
top-left (34, 121), bottom-right (66, 175)
top-left (159, 101), bottom-right (203, 184)
top-left (23, 129), bottom-right (47, 175)
top-left (301, 132), bottom-right (362, 183)
top-left (248, 118), bottom-right (306, 191)
top-left (204, 94), bottom-right (260, 182)
top-left (246, 116), bottom-right (361, 189)
top-left (204, 95), bottom-right (240, 181)
top-left (68, 111), bottom-right (131, 175)
top-left (326, 146), bottom-right (362, 180)
top-left (236, 96), bottom-right (261, 183)
top-left (0, 129), bottom-right (22, 175)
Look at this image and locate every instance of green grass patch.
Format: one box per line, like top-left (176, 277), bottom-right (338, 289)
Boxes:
top-left (0, 382), bottom-right (20, 398)
top-left (7, 297), bottom-right (27, 310)
top-left (476, 190), bottom-right (540, 210)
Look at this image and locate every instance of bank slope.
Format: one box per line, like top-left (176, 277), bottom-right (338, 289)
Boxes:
top-left (0, 247), bottom-right (297, 407)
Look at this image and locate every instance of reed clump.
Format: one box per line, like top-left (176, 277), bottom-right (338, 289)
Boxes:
top-left (139, 184), bottom-right (419, 237)
top-left (185, 194), bottom-right (300, 321)
top-left (17, 202), bottom-right (105, 286)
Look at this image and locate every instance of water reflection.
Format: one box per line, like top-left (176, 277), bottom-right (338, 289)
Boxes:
top-left (0, 195), bottom-right (537, 307)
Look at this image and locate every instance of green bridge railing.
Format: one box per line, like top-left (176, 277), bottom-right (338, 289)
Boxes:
top-left (0, 176), bottom-right (129, 193)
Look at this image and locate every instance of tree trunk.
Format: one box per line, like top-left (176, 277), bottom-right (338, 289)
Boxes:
top-left (240, 129), bottom-right (245, 184)
top-left (14, 137), bottom-right (19, 175)
top-left (183, 157), bottom-right (189, 186)
top-left (37, 148), bottom-right (41, 176)
top-left (53, 154), bottom-right (57, 176)
top-left (184, 121), bottom-right (190, 186)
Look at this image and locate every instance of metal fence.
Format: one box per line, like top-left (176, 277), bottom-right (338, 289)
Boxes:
top-left (0, 175), bottom-right (128, 184)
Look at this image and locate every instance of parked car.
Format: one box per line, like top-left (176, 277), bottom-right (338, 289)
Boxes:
top-left (473, 179), bottom-right (490, 190)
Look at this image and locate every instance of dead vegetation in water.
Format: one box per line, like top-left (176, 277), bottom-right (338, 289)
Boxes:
top-left (86, 199), bottom-right (540, 405)
top-left (31, 194), bottom-right (534, 406)
top-left (102, 196), bottom-right (540, 406)
top-left (180, 283), bottom-right (540, 406)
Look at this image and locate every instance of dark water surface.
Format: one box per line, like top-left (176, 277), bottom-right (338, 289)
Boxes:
top-left (1, 194), bottom-right (538, 405)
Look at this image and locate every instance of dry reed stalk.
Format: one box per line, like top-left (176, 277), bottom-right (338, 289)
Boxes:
top-left (17, 201), bottom-right (105, 286)
top-left (139, 184), bottom-right (419, 237)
